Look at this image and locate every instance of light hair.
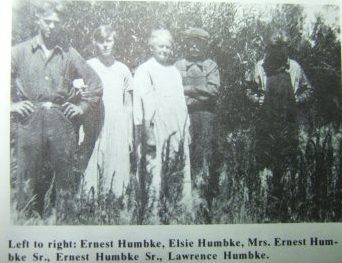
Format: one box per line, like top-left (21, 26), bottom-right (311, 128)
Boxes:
top-left (148, 29), bottom-right (173, 47)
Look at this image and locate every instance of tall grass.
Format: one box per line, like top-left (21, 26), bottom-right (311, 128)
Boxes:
top-left (11, 123), bottom-right (342, 225)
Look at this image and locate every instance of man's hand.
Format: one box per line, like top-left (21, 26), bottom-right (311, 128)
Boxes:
top-left (62, 102), bottom-right (84, 119)
top-left (11, 101), bottom-right (36, 118)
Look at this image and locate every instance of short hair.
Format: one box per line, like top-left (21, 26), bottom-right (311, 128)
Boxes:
top-left (34, 0), bottom-right (63, 20)
top-left (148, 29), bottom-right (173, 47)
top-left (93, 25), bottom-right (117, 43)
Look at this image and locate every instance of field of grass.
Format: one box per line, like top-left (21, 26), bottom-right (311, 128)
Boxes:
top-left (10, 1), bottom-right (341, 225)
top-left (11, 123), bottom-right (341, 225)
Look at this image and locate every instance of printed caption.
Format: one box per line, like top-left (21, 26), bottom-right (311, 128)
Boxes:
top-left (8, 236), bottom-right (339, 262)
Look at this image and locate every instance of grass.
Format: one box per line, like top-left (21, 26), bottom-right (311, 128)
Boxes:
top-left (10, 123), bottom-right (342, 225)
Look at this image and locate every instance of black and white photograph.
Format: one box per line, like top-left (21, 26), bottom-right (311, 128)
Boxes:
top-left (9, 0), bottom-right (341, 226)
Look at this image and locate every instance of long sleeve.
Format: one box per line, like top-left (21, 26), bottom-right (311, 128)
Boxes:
top-left (69, 47), bottom-right (103, 113)
top-left (11, 45), bottom-right (28, 103)
top-left (133, 65), bottom-right (155, 126)
top-left (11, 46), bottom-right (19, 103)
top-left (293, 63), bottom-right (313, 103)
top-left (183, 59), bottom-right (220, 98)
top-left (123, 68), bottom-right (134, 148)
top-left (203, 59), bottom-right (220, 96)
top-left (246, 59), bottom-right (313, 105)
top-left (175, 58), bottom-right (220, 112)
top-left (245, 61), bottom-right (265, 104)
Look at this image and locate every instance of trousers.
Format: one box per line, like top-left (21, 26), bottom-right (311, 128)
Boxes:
top-left (13, 103), bottom-right (77, 218)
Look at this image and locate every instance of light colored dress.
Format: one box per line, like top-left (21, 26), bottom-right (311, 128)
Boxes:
top-left (83, 58), bottom-right (133, 197)
top-left (133, 57), bottom-right (192, 202)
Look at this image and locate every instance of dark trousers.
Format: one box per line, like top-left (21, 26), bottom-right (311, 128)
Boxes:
top-left (256, 72), bottom-right (299, 221)
top-left (190, 111), bottom-right (221, 214)
top-left (77, 100), bottom-right (104, 171)
top-left (14, 105), bottom-right (77, 220)
top-left (190, 111), bottom-right (215, 178)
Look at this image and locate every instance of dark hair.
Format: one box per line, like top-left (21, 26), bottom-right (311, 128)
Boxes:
top-left (93, 25), bottom-right (116, 43)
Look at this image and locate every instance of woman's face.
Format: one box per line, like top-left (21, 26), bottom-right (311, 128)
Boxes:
top-left (151, 38), bottom-right (172, 65)
top-left (95, 34), bottom-right (115, 58)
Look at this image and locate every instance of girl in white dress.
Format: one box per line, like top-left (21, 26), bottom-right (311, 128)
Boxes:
top-left (133, 29), bottom-right (192, 211)
top-left (83, 25), bottom-right (133, 197)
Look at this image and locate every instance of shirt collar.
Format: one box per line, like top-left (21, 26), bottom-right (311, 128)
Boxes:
top-left (31, 35), bottom-right (63, 55)
top-left (185, 60), bottom-right (203, 71)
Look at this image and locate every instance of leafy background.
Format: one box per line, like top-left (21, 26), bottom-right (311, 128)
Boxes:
top-left (11, 0), bottom-right (341, 224)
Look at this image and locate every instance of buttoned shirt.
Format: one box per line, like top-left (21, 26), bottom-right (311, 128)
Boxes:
top-left (175, 58), bottom-right (220, 112)
top-left (11, 35), bottom-right (102, 113)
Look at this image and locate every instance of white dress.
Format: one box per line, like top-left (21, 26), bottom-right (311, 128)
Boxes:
top-left (133, 57), bottom-right (192, 202)
top-left (83, 58), bottom-right (133, 196)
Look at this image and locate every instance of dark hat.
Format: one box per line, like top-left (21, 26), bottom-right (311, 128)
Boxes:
top-left (183, 27), bottom-right (210, 41)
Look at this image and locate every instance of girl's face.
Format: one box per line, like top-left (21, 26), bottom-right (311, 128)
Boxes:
top-left (94, 34), bottom-right (115, 58)
top-left (151, 38), bottom-right (172, 65)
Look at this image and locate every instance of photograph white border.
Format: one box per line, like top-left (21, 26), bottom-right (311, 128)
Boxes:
top-left (1, 0), bottom-right (342, 262)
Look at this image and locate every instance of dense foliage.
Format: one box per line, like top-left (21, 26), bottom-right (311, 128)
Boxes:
top-left (11, 1), bottom-right (341, 224)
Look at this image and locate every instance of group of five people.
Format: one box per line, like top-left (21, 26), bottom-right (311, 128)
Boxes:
top-left (11, 3), bottom-right (312, 222)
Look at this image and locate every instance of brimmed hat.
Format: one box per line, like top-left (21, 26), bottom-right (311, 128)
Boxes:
top-left (183, 27), bottom-right (210, 41)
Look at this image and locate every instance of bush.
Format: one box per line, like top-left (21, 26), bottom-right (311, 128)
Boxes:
top-left (11, 1), bottom-right (341, 224)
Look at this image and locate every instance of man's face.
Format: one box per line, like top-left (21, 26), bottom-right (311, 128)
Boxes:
top-left (37, 12), bottom-right (60, 41)
top-left (94, 35), bottom-right (115, 58)
top-left (185, 38), bottom-right (207, 60)
top-left (151, 38), bottom-right (172, 65)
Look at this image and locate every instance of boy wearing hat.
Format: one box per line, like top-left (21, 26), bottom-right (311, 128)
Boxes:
top-left (175, 28), bottom-right (220, 216)
top-left (11, 1), bottom-right (102, 222)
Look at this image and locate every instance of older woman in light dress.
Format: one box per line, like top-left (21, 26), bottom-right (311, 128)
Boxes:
top-left (82, 27), bottom-right (191, 211)
top-left (133, 29), bottom-right (192, 206)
